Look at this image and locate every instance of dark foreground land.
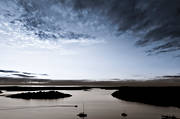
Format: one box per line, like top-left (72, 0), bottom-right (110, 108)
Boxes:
top-left (112, 87), bottom-right (180, 108)
top-left (6, 91), bottom-right (72, 99)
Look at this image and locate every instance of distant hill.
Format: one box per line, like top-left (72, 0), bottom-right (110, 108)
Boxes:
top-left (0, 75), bottom-right (180, 86)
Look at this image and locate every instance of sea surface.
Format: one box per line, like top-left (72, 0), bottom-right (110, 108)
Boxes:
top-left (0, 89), bottom-right (180, 119)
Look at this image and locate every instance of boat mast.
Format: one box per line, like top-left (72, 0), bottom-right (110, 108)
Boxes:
top-left (83, 104), bottom-right (84, 113)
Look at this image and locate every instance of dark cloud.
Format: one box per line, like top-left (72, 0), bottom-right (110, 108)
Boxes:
top-left (0, 70), bottom-right (19, 73)
top-left (4, 0), bottom-right (180, 53)
top-left (9, 0), bottom-right (96, 41)
top-left (48, 0), bottom-right (178, 54)
top-left (22, 72), bottom-right (34, 75)
top-left (163, 75), bottom-right (180, 79)
top-left (0, 69), bottom-right (48, 78)
top-left (146, 40), bottom-right (180, 54)
top-left (0, 69), bottom-right (35, 78)
top-left (157, 75), bottom-right (180, 81)
top-left (22, 72), bottom-right (48, 76)
top-left (70, 0), bottom-right (180, 53)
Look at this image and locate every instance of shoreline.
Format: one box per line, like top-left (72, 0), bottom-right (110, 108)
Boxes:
top-left (112, 87), bottom-right (180, 108)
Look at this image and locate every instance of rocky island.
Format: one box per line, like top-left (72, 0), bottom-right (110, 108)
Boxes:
top-left (7, 91), bottom-right (72, 99)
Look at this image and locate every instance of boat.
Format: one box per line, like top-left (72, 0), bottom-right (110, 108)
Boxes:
top-left (121, 113), bottom-right (127, 117)
top-left (77, 104), bottom-right (87, 118)
top-left (77, 112), bottom-right (87, 118)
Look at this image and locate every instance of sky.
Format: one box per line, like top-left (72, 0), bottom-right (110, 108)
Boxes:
top-left (0, 0), bottom-right (180, 80)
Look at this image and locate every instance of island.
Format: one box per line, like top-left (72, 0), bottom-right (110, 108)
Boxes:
top-left (112, 87), bottom-right (180, 108)
top-left (6, 91), bottom-right (72, 99)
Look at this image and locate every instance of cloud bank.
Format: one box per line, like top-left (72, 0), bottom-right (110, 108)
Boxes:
top-left (69, 0), bottom-right (180, 54)
top-left (0, 0), bottom-right (180, 54)
top-left (0, 69), bottom-right (48, 78)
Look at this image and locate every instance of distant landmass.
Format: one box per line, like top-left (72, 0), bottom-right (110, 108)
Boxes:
top-left (0, 75), bottom-right (180, 86)
top-left (112, 87), bottom-right (180, 108)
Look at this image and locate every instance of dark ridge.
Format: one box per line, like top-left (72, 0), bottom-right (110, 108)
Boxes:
top-left (6, 91), bottom-right (72, 99)
top-left (112, 87), bottom-right (180, 108)
top-left (2, 86), bottom-right (180, 92)
top-left (0, 90), bottom-right (2, 93)
top-left (0, 86), bottom-right (92, 91)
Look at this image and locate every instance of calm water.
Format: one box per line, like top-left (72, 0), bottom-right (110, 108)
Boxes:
top-left (0, 89), bottom-right (180, 119)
